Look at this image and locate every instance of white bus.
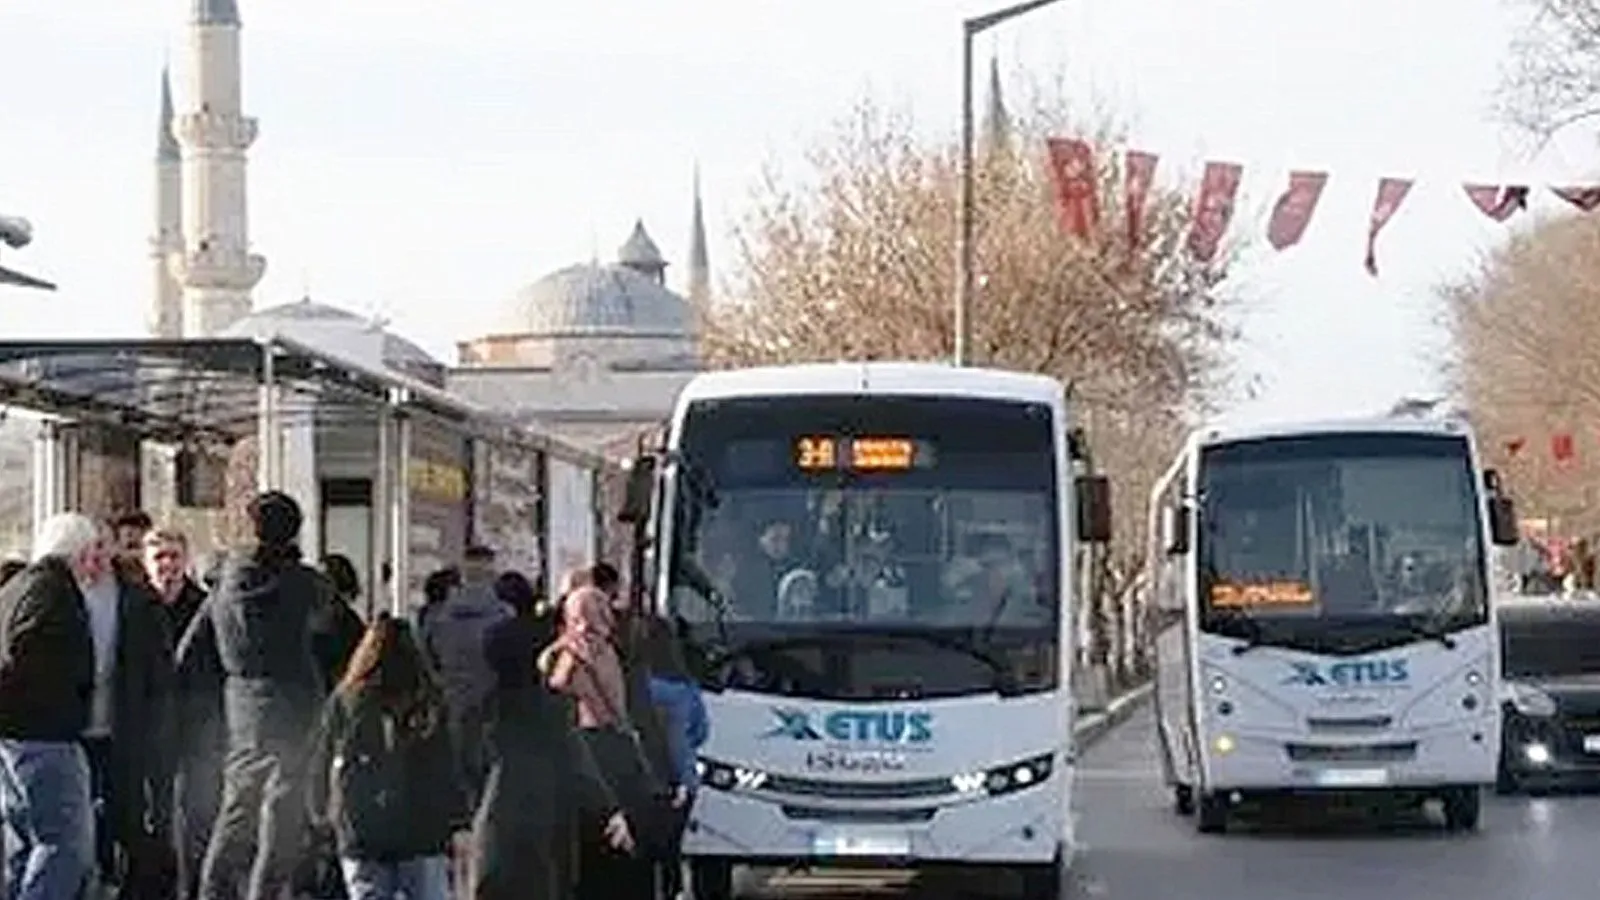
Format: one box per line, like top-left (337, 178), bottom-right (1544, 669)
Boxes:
top-left (619, 362), bottom-right (1110, 899)
top-left (1149, 417), bottom-right (1520, 834)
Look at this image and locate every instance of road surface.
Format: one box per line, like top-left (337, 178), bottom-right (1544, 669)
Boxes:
top-left (754, 700), bottom-right (1600, 898)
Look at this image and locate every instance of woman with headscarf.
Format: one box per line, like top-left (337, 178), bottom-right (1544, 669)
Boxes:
top-left (471, 577), bottom-right (632, 900)
top-left (544, 586), bottom-right (669, 900)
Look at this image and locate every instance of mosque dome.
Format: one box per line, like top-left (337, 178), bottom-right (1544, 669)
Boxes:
top-left (223, 297), bottom-right (445, 384)
top-left (492, 221), bottom-right (693, 339)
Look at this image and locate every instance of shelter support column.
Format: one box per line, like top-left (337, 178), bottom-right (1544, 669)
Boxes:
top-left (30, 420), bottom-right (77, 525)
top-left (373, 403), bottom-right (392, 618)
top-left (256, 345), bottom-right (281, 491)
top-left (388, 390), bottom-right (412, 617)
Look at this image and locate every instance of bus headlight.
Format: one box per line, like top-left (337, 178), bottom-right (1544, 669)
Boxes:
top-left (1506, 683), bottom-right (1558, 718)
top-left (698, 758), bottom-right (768, 791)
top-left (951, 753), bottom-right (1055, 797)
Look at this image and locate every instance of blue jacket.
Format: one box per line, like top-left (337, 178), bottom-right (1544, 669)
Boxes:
top-left (648, 675), bottom-right (709, 791)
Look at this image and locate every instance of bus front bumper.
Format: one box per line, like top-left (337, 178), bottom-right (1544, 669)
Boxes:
top-left (1201, 722), bottom-right (1499, 793)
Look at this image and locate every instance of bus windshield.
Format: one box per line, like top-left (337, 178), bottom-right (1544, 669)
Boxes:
top-left (1196, 432), bottom-right (1488, 654)
top-left (666, 394), bottom-right (1060, 700)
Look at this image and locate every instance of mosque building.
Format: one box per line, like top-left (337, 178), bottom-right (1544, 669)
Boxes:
top-left (150, 0), bottom-right (707, 459)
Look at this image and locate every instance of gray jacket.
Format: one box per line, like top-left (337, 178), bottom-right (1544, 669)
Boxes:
top-left (421, 581), bottom-right (512, 716)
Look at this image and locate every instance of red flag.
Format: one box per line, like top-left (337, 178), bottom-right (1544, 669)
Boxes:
top-left (1364, 177), bottom-right (1413, 276)
top-left (1553, 432), bottom-right (1577, 464)
top-left (1464, 184), bottom-right (1530, 222)
top-left (1553, 186), bottom-right (1600, 212)
top-left (1046, 138), bottom-right (1099, 239)
top-left (1124, 150), bottom-right (1159, 249)
top-left (1266, 171), bottom-right (1327, 251)
top-left (1187, 161), bottom-right (1243, 263)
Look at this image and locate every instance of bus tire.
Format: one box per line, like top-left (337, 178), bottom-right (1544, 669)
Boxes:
top-left (1441, 787), bottom-right (1481, 832)
top-left (689, 858), bottom-right (734, 900)
top-left (1196, 792), bottom-right (1228, 834)
top-left (1016, 851), bottom-right (1064, 899)
top-left (1173, 785), bottom-right (1195, 816)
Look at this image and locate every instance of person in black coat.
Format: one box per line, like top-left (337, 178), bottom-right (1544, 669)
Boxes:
top-left (144, 528), bottom-right (217, 900)
top-left (175, 491), bottom-right (345, 900)
top-left (468, 572), bottom-right (632, 900)
top-left (316, 554), bottom-right (368, 680)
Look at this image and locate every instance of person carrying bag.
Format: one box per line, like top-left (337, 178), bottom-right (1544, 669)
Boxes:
top-left (543, 587), bottom-right (674, 899)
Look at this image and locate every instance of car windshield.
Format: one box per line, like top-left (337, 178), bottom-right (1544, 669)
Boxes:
top-left (1196, 431), bottom-right (1489, 654)
top-left (1501, 607), bottom-right (1600, 679)
top-left (664, 394), bottom-right (1061, 700)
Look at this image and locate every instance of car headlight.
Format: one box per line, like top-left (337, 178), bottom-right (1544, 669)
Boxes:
top-left (950, 753), bottom-right (1054, 797)
top-left (1506, 682), bottom-right (1558, 717)
top-left (698, 758), bottom-right (768, 791)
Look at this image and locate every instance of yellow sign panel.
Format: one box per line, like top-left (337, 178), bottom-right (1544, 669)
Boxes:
top-left (1209, 580), bottom-right (1315, 608)
top-left (795, 436), bottom-right (838, 471)
top-left (410, 458), bottom-right (468, 503)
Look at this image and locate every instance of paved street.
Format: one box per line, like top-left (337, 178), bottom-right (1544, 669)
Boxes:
top-left (754, 700), bottom-right (1600, 898)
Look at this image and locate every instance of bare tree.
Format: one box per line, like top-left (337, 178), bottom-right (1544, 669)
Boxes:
top-left (703, 79), bottom-right (1247, 675)
top-left (1441, 210), bottom-right (1600, 531)
top-left (1498, 0), bottom-right (1600, 143)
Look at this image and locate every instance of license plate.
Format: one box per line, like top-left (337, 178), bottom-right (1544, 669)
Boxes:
top-left (812, 831), bottom-right (911, 857)
top-left (1584, 734), bottom-right (1600, 754)
top-left (1314, 768), bottom-right (1389, 787)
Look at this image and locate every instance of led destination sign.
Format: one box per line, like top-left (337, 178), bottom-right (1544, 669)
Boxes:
top-left (795, 436), bottom-right (928, 472)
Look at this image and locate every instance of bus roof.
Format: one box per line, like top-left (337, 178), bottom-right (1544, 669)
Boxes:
top-left (1194, 416), bottom-right (1472, 450)
top-left (676, 362), bottom-right (1064, 408)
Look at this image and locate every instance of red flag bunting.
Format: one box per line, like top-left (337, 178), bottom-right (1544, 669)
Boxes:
top-left (1464, 184), bottom-right (1530, 222)
top-left (1045, 138), bottom-right (1099, 239)
top-left (1266, 171), bottom-right (1327, 251)
top-left (1364, 178), bottom-right (1413, 276)
top-left (1553, 432), bottom-right (1577, 464)
top-left (1187, 161), bottom-right (1243, 263)
top-left (1124, 150), bottom-right (1159, 250)
top-left (1553, 186), bottom-right (1600, 211)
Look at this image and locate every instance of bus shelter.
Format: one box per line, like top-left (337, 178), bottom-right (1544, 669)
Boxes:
top-left (0, 336), bottom-right (475, 616)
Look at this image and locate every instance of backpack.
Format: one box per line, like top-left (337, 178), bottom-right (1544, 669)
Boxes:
top-left (327, 698), bottom-right (411, 858)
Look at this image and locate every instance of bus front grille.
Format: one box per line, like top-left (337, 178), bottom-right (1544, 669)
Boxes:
top-left (1284, 741), bottom-right (1418, 763)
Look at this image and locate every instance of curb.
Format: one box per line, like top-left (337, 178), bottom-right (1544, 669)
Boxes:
top-left (1072, 681), bottom-right (1153, 750)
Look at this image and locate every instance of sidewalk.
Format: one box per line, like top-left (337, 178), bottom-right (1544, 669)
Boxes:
top-left (1073, 680), bottom-right (1154, 750)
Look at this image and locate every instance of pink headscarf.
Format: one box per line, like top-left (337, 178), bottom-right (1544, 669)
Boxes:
top-left (553, 587), bottom-right (629, 729)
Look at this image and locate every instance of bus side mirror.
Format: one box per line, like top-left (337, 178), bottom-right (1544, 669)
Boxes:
top-left (1488, 494), bottom-right (1518, 547)
top-left (617, 455), bottom-right (657, 525)
top-left (1162, 504), bottom-right (1192, 556)
top-left (1076, 474), bottom-right (1112, 543)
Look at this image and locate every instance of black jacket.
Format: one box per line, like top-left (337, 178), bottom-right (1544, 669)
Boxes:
top-left (0, 556), bottom-right (94, 741)
top-left (176, 549), bottom-right (342, 748)
top-left (105, 564), bottom-right (178, 843)
top-left (308, 689), bottom-right (465, 863)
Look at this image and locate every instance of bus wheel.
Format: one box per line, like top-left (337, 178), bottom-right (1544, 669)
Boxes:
top-left (1196, 792), bottom-right (1229, 834)
top-left (689, 858), bottom-right (734, 900)
top-left (1441, 788), bottom-right (1481, 832)
top-left (1173, 785), bottom-right (1195, 816)
top-left (1016, 852), bottom-right (1063, 899)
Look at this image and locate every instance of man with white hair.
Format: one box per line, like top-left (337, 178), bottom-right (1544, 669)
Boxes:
top-left (0, 512), bottom-right (103, 899)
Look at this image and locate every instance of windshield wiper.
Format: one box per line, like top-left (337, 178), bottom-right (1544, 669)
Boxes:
top-left (707, 628), bottom-right (1020, 695)
top-left (1393, 617), bottom-right (1457, 650)
top-left (1219, 609), bottom-right (1267, 656)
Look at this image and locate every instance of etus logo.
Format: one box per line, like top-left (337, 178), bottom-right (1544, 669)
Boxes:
top-left (761, 707), bottom-right (934, 745)
top-left (1283, 659), bottom-right (1409, 688)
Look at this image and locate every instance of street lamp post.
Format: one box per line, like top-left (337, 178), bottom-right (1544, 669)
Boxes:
top-left (954, 0), bottom-right (1066, 366)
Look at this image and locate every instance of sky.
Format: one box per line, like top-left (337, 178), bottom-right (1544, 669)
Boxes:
top-left (0, 0), bottom-right (1589, 426)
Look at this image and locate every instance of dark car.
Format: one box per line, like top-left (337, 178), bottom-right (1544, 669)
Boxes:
top-left (1498, 597), bottom-right (1600, 793)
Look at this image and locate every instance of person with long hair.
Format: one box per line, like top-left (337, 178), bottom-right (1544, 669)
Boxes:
top-left (308, 614), bottom-right (465, 900)
top-left (546, 586), bottom-right (669, 900)
top-left (471, 575), bottom-right (632, 900)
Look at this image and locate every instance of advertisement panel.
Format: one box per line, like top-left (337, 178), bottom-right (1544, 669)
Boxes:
top-left (407, 419), bottom-right (470, 610)
top-left (545, 456), bottom-right (596, 601)
top-left (471, 441), bottom-right (545, 588)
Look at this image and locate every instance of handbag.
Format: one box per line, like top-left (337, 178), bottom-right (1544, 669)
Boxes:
top-left (569, 653), bottom-right (679, 861)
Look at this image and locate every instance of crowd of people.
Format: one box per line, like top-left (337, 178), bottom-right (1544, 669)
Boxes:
top-left (0, 490), bottom-right (709, 900)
